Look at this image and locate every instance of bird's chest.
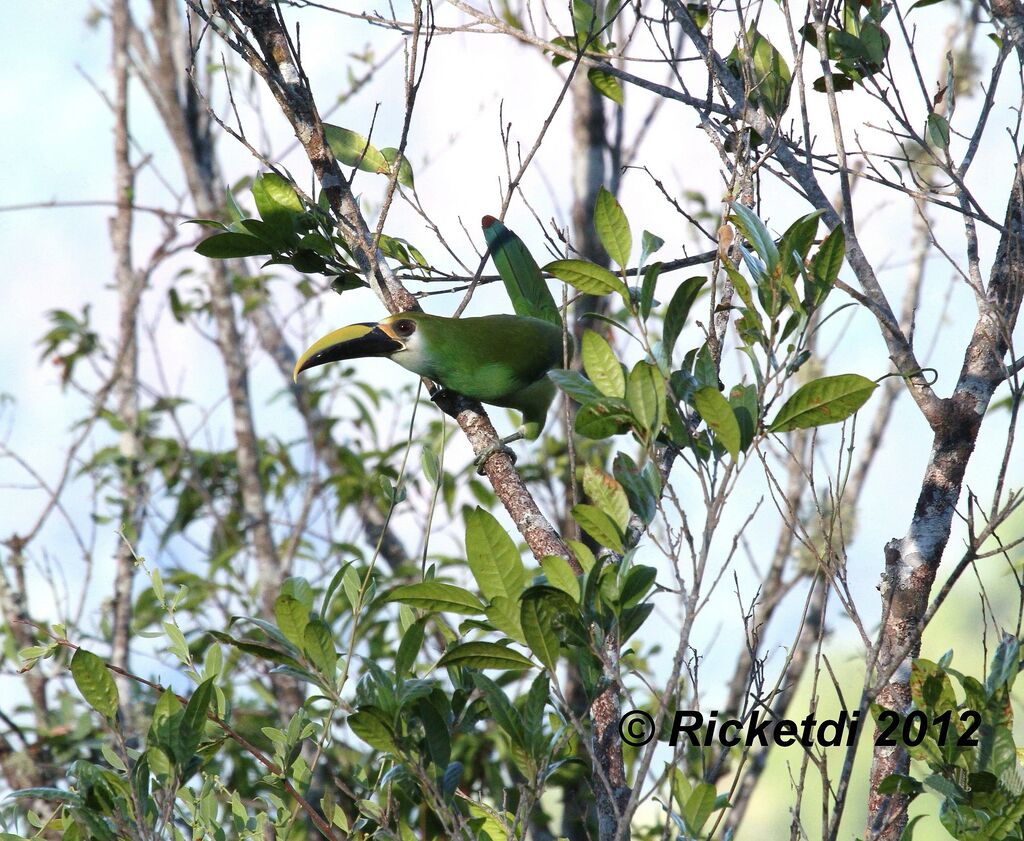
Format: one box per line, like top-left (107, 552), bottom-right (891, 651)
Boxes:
top-left (393, 345), bottom-right (525, 402)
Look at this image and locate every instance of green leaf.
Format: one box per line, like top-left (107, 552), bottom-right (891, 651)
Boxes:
top-left (274, 595), bottom-right (310, 650)
top-left (176, 678), bottom-right (215, 762)
top-left (927, 113), bottom-right (950, 150)
top-left (100, 742), bottom-right (126, 773)
top-left (730, 202), bottom-right (779, 271)
top-left (465, 507), bottom-right (528, 602)
top-left (778, 210), bottom-right (822, 275)
top-left (252, 172), bottom-right (302, 239)
top-left (809, 224), bottom-right (845, 304)
top-left (640, 230), bottom-right (664, 268)
top-left (4, 789), bottom-right (81, 807)
top-left (442, 762), bottom-right (463, 798)
top-left (163, 620), bottom-right (190, 664)
top-left (258, 171), bottom-right (302, 210)
top-left (70, 649), bottom-right (119, 720)
top-left (662, 276), bottom-right (707, 360)
top-left (438, 641), bottom-right (536, 671)
top-left (812, 73), bottom-right (856, 93)
top-left (525, 674), bottom-right (551, 758)
top-left (582, 464), bottom-right (630, 533)
top-left (620, 565), bottom-right (657, 609)
top-left (639, 261), bottom-right (662, 321)
top-left (323, 123), bottom-right (389, 175)
top-left (723, 260), bottom-right (756, 312)
top-left (380, 147), bottom-right (415, 188)
top-left (207, 630), bottom-right (304, 669)
top-left (303, 618), bottom-right (338, 676)
top-left (421, 445), bottom-right (440, 485)
top-left (417, 699), bottom-right (451, 767)
top-left (149, 691), bottom-right (183, 762)
top-left (195, 232), bottom-right (273, 259)
top-left (986, 634), bottom-right (1020, 695)
top-left (547, 35), bottom-right (575, 67)
top-left (348, 710), bottom-right (397, 752)
top-left (613, 452), bottom-right (658, 526)
top-left (571, 503), bottom-right (624, 552)
top-left (541, 555), bottom-right (581, 601)
top-left (568, 540), bottom-right (597, 573)
top-left (386, 582), bottom-right (486, 615)
top-left (484, 595), bottom-right (526, 643)
top-left (768, 374), bottom-right (878, 432)
top-left (747, 28), bottom-right (792, 118)
top-left (594, 186), bottom-right (631, 268)
top-left (581, 330), bottom-right (625, 397)
top-left (472, 673), bottom-right (525, 747)
top-left (729, 384), bottom-right (758, 451)
top-left (693, 386), bottom-right (741, 459)
top-left (686, 3), bottom-right (710, 28)
top-left (395, 618), bottom-right (426, 677)
top-left (520, 592), bottom-right (562, 670)
top-left (573, 0), bottom-right (598, 39)
top-left (544, 259), bottom-right (628, 299)
top-left (574, 397), bottom-right (633, 439)
top-left (588, 67), bottom-right (624, 105)
top-left (684, 782), bottom-right (719, 834)
top-left (728, 27), bottom-right (791, 118)
top-left (548, 369), bottom-right (603, 404)
top-left (627, 360), bottom-right (666, 434)
top-left (860, 22), bottom-right (888, 66)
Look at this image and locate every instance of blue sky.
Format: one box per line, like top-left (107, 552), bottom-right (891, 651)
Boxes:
top-left (2, 4), bottom-right (1022, 833)
top-left (3, 0), bottom-right (1021, 660)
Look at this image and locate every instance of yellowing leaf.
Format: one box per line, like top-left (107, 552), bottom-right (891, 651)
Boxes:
top-left (768, 374), bottom-right (877, 432)
top-left (582, 464), bottom-right (630, 533)
top-left (324, 123), bottom-right (389, 175)
top-left (588, 67), bottom-right (624, 106)
top-left (71, 649), bottom-right (119, 720)
top-left (594, 186), bottom-right (631, 268)
top-left (693, 387), bottom-right (741, 459)
top-left (581, 330), bottom-right (625, 398)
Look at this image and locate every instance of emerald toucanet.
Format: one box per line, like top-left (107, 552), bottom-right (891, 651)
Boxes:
top-left (293, 311), bottom-right (564, 458)
top-left (294, 216), bottom-right (567, 467)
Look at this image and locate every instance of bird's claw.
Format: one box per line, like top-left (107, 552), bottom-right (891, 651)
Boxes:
top-left (474, 441), bottom-right (517, 475)
top-left (428, 386), bottom-right (451, 403)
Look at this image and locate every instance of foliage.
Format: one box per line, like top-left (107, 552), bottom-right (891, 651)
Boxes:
top-left (4, 0), bottom-right (1022, 839)
top-left (879, 638), bottom-right (1024, 841)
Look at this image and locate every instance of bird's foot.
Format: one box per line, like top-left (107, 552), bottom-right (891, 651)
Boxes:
top-left (474, 440), bottom-right (518, 475)
top-left (428, 385), bottom-right (451, 403)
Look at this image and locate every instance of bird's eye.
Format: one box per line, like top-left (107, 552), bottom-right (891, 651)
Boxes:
top-left (394, 319), bottom-right (416, 337)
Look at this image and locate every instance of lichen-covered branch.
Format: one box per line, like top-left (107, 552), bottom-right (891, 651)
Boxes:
top-left (866, 150), bottom-right (1024, 840)
top-left (110, 0), bottom-right (146, 719)
top-left (194, 0), bottom-right (571, 563)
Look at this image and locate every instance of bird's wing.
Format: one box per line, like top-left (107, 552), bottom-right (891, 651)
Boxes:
top-left (415, 315), bottom-right (563, 403)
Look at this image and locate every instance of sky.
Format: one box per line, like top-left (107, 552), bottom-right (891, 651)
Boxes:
top-left (2, 0), bottom-right (1023, 836)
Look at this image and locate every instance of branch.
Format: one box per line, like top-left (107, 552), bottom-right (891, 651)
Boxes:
top-left (199, 0), bottom-right (570, 561)
top-left (663, 0), bottom-right (943, 424)
top-left (866, 146), bottom-right (1024, 841)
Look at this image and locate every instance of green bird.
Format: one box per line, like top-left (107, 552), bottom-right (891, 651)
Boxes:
top-left (293, 311), bottom-right (564, 465)
top-left (294, 216), bottom-right (566, 468)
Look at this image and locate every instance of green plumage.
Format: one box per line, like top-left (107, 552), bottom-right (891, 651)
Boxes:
top-left (392, 313), bottom-right (563, 439)
top-left (294, 220), bottom-right (569, 456)
top-left (482, 216), bottom-right (561, 327)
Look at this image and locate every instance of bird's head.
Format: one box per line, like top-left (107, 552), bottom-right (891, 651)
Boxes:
top-left (293, 312), bottom-right (425, 381)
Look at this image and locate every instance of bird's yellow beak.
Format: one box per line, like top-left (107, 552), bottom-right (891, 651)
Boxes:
top-left (293, 322), bottom-right (404, 381)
